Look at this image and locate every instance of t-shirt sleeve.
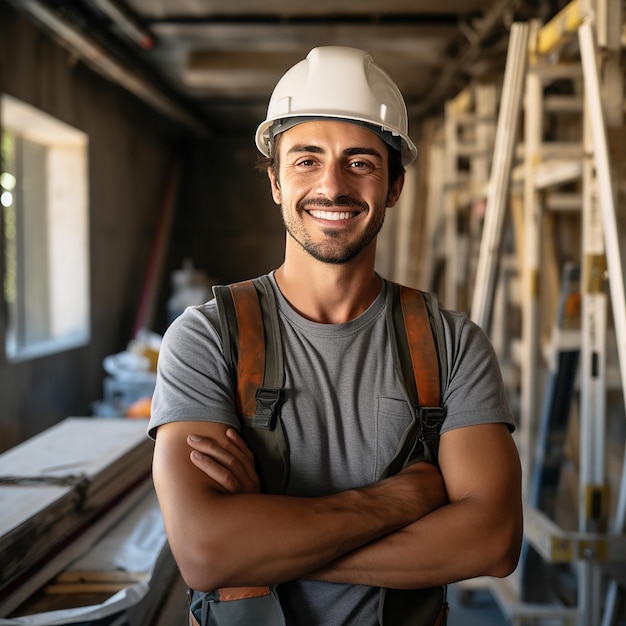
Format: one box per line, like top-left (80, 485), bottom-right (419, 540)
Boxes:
top-left (441, 311), bottom-right (516, 434)
top-left (147, 302), bottom-right (240, 440)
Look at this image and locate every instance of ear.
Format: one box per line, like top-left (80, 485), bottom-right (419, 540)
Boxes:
top-left (267, 168), bottom-right (282, 205)
top-left (386, 173), bottom-right (404, 208)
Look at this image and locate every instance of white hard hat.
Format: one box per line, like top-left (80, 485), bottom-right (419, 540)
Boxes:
top-left (255, 46), bottom-right (417, 166)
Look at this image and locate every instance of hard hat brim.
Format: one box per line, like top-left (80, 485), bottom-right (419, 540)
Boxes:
top-left (255, 114), bottom-right (418, 166)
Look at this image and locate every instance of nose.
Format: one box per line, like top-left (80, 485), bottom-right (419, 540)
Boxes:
top-left (315, 161), bottom-right (351, 200)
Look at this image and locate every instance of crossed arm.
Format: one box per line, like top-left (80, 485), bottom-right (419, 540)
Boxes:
top-left (152, 420), bottom-right (522, 592)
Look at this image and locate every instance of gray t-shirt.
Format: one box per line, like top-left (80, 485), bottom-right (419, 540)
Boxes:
top-left (149, 273), bottom-right (515, 625)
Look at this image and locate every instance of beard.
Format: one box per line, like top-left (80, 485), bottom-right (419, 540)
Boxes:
top-left (281, 196), bottom-right (386, 264)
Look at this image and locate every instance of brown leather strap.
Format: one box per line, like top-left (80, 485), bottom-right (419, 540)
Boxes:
top-left (230, 281), bottom-right (265, 417)
top-left (232, 280), bottom-right (440, 414)
top-left (217, 586), bottom-right (272, 601)
top-left (399, 286), bottom-right (441, 407)
top-left (433, 602), bottom-right (450, 626)
top-left (189, 587), bottom-right (272, 625)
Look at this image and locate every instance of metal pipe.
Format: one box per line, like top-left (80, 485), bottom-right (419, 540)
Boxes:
top-left (89, 0), bottom-right (155, 50)
top-left (411, 0), bottom-right (523, 119)
top-left (7, 0), bottom-right (210, 136)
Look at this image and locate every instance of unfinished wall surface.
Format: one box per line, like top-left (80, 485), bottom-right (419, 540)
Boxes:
top-left (161, 136), bottom-right (285, 327)
top-left (0, 5), bottom-right (284, 450)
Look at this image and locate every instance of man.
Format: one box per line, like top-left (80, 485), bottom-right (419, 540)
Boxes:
top-left (149, 46), bottom-right (522, 625)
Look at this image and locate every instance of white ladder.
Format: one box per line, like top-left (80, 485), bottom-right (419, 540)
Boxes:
top-left (468, 2), bottom-right (626, 624)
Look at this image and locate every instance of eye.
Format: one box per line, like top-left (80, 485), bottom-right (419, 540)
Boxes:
top-left (295, 158), bottom-right (316, 167)
top-left (348, 160), bottom-right (373, 171)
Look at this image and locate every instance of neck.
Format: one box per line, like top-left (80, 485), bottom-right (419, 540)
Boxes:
top-left (275, 245), bottom-right (381, 324)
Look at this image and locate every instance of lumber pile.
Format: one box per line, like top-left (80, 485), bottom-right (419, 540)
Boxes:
top-left (4, 487), bottom-right (176, 625)
top-left (0, 417), bottom-right (153, 614)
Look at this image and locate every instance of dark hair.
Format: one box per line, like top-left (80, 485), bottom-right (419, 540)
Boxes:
top-left (256, 131), bottom-right (406, 195)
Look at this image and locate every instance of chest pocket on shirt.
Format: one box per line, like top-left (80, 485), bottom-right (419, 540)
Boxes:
top-left (375, 397), bottom-right (414, 480)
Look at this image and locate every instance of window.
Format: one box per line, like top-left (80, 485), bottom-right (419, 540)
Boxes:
top-left (1, 95), bottom-right (90, 361)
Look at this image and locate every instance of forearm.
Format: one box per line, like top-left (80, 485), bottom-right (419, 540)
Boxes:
top-left (182, 481), bottom-right (417, 588)
top-left (309, 496), bottom-right (521, 589)
top-left (153, 424), bottom-right (445, 592)
top-left (310, 425), bottom-right (524, 589)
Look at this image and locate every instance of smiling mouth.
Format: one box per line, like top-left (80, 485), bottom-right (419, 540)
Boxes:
top-left (308, 209), bottom-right (358, 221)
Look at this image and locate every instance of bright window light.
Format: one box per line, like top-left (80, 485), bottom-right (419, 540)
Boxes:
top-left (1, 95), bottom-right (90, 361)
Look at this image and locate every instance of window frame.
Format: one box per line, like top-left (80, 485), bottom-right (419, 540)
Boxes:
top-left (1, 94), bottom-right (90, 362)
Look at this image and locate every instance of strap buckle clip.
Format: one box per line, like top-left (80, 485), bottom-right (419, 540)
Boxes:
top-left (252, 387), bottom-right (282, 430)
top-left (418, 407), bottom-right (445, 441)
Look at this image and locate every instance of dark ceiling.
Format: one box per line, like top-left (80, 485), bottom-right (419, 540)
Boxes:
top-left (8, 0), bottom-right (563, 137)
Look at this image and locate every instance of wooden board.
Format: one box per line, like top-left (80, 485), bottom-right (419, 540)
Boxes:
top-left (0, 417), bottom-right (153, 596)
top-left (1, 478), bottom-right (153, 617)
top-left (5, 487), bottom-right (174, 625)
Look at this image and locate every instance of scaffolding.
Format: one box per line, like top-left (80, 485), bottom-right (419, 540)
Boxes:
top-left (457, 1), bottom-right (626, 623)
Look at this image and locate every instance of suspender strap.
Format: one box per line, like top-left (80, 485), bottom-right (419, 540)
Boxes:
top-left (215, 276), bottom-right (288, 495)
top-left (399, 286), bottom-right (445, 450)
top-left (384, 283), bottom-right (445, 476)
top-left (399, 285), bottom-right (441, 407)
top-left (230, 281), bottom-right (265, 417)
top-left (226, 278), bottom-right (284, 429)
top-left (253, 276), bottom-right (284, 390)
top-left (213, 277), bottom-right (447, 624)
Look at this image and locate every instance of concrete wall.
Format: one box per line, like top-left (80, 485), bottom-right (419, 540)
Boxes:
top-left (0, 5), bottom-right (283, 450)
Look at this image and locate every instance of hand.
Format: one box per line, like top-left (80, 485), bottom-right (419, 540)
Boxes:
top-left (188, 428), bottom-right (260, 495)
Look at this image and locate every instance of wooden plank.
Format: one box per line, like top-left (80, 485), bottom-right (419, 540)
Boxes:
top-left (0, 417), bottom-right (152, 595)
top-left (0, 477), bottom-right (153, 617)
top-left (2, 484), bottom-right (171, 622)
top-left (0, 418), bottom-right (150, 481)
top-left (55, 571), bottom-right (148, 584)
top-left (44, 583), bottom-right (133, 594)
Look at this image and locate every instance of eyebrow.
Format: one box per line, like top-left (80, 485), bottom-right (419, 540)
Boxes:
top-left (286, 144), bottom-right (384, 160)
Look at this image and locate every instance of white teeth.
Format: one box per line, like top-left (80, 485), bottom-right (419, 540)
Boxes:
top-left (309, 210), bottom-right (356, 220)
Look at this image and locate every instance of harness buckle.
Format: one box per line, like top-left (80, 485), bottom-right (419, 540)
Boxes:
top-left (252, 387), bottom-right (282, 430)
top-left (418, 407), bottom-right (445, 441)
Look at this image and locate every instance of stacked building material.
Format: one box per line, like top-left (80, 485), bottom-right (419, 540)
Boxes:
top-left (0, 418), bottom-right (153, 614)
top-left (3, 487), bottom-right (176, 626)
